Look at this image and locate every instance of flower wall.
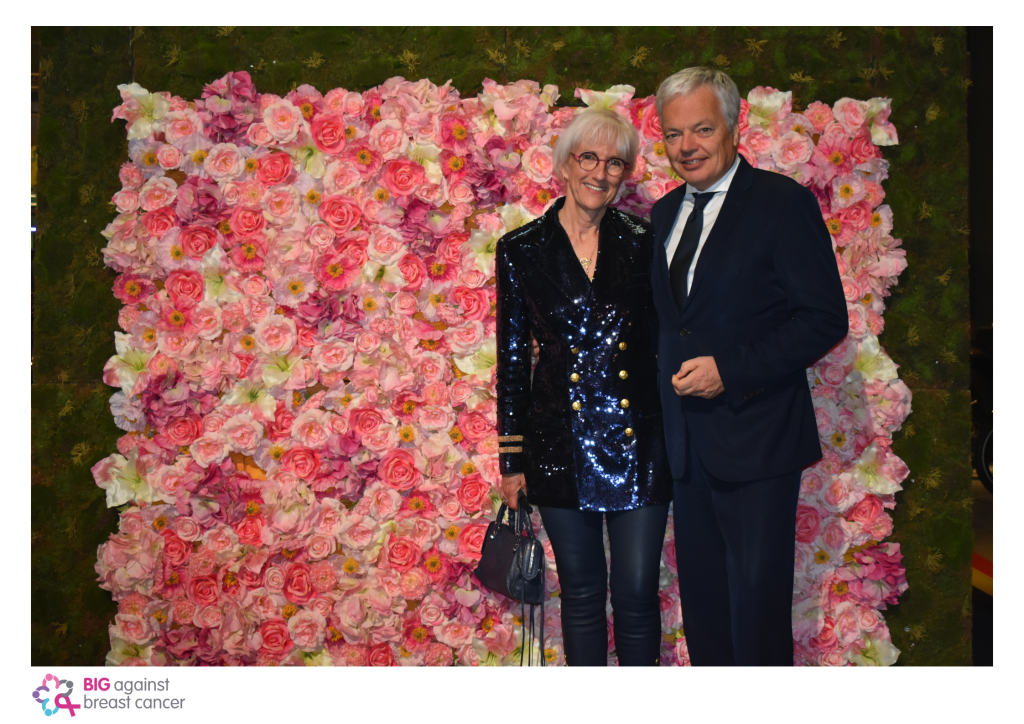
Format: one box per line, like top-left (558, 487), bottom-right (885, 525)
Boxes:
top-left (91, 71), bottom-right (914, 666)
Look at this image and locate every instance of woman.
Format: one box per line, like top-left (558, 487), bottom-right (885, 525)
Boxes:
top-left (495, 108), bottom-right (671, 666)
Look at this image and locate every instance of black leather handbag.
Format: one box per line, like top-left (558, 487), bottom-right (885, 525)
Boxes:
top-left (473, 491), bottom-right (546, 665)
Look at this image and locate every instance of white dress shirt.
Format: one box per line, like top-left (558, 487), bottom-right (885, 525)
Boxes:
top-left (665, 155), bottom-right (741, 294)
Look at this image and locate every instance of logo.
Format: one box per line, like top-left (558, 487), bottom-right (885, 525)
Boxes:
top-left (31, 674), bottom-right (80, 717)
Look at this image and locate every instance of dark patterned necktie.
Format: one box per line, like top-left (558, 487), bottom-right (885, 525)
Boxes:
top-left (669, 192), bottom-right (716, 309)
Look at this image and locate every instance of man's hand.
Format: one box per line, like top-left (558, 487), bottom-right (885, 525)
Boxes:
top-left (672, 356), bottom-right (724, 399)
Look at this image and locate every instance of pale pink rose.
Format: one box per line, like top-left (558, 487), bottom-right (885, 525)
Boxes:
top-left (311, 339), bottom-right (355, 372)
top-left (354, 331), bottom-right (381, 354)
top-left (152, 464), bottom-right (187, 499)
top-left (203, 412), bottom-right (227, 434)
top-left (193, 605), bottom-right (223, 629)
top-left (433, 619), bottom-right (475, 647)
top-left (119, 163), bottom-right (144, 190)
top-left (399, 567), bottom-right (430, 600)
top-left (447, 321), bottom-right (485, 355)
top-left (291, 409), bottom-right (331, 448)
top-left (369, 119), bottom-right (408, 158)
top-left (457, 411), bottom-right (492, 444)
top-left (288, 610), bottom-right (327, 652)
top-left (820, 362), bottom-right (847, 387)
top-left (341, 91), bottom-right (364, 116)
top-left (163, 109), bottom-right (203, 143)
top-left (771, 132), bottom-right (814, 169)
top-left (251, 592), bottom-right (280, 619)
top-left (174, 516), bottom-right (203, 542)
top-left (113, 190), bottom-right (140, 214)
top-left (449, 381), bottom-right (473, 405)
top-left (834, 98), bottom-right (869, 136)
top-left (246, 122), bottom-right (276, 147)
top-left (418, 352), bottom-right (448, 384)
top-left (438, 495), bottom-right (463, 520)
top-left (305, 533), bottom-right (336, 560)
top-left (263, 100), bottom-right (304, 143)
top-left (857, 607), bottom-right (881, 632)
top-left (745, 128), bottom-right (774, 157)
top-left (156, 144), bottom-right (183, 169)
top-left (221, 414), bottom-right (264, 455)
top-left (204, 143), bottom-right (244, 183)
top-left (264, 565), bottom-right (286, 592)
top-left (367, 228), bottom-right (407, 265)
top-left (190, 435), bottom-right (229, 467)
top-left (447, 180), bottom-right (476, 205)
top-left (341, 519), bottom-right (379, 551)
top-left (416, 406), bottom-right (454, 432)
top-left (820, 517), bottom-right (852, 555)
top-left (191, 301), bottom-right (223, 340)
top-left (140, 177), bottom-right (178, 211)
top-left (305, 222), bottom-right (336, 250)
top-left (114, 613), bottom-right (154, 645)
top-left (323, 161), bottom-right (362, 195)
top-left (240, 275), bottom-right (269, 296)
top-left (255, 314), bottom-right (297, 355)
top-left (261, 185), bottom-right (300, 225)
top-left (520, 145), bottom-right (554, 183)
top-left (388, 291), bottom-right (419, 316)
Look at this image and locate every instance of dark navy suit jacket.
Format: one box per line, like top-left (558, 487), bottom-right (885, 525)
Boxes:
top-left (650, 156), bottom-right (848, 483)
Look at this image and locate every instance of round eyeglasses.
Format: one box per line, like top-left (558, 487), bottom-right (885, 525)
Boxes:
top-left (572, 152), bottom-right (630, 177)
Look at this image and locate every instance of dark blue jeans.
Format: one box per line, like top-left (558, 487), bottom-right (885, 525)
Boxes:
top-left (538, 503), bottom-right (669, 666)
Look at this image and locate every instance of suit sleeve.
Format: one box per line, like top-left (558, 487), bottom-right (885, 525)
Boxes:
top-left (714, 184), bottom-right (849, 410)
top-left (495, 239), bottom-right (531, 475)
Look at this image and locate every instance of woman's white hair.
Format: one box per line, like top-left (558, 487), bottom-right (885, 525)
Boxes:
top-left (552, 107), bottom-right (640, 179)
top-left (656, 66), bottom-right (741, 132)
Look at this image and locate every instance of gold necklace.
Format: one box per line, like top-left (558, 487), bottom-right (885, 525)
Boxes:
top-left (576, 237), bottom-right (599, 273)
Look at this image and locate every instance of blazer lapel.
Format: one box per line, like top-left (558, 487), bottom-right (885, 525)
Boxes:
top-left (652, 186), bottom-right (687, 316)
top-left (588, 211), bottom-right (630, 311)
top-left (685, 156), bottom-right (755, 305)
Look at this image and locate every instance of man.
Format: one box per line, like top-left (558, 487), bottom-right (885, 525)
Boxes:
top-left (649, 67), bottom-right (848, 666)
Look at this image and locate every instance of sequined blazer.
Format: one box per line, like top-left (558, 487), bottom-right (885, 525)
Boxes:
top-left (495, 197), bottom-right (671, 511)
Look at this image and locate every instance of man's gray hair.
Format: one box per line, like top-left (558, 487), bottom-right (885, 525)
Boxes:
top-left (552, 107), bottom-right (640, 179)
top-left (656, 67), bottom-right (741, 133)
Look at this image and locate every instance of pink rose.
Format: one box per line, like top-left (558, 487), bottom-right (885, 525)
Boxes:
top-left (179, 225), bottom-right (219, 259)
top-left (455, 473), bottom-right (491, 512)
top-left (367, 643), bottom-right (395, 666)
top-left (261, 185), bottom-right (299, 224)
top-left (305, 221), bottom-right (336, 250)
top-left (204, 143), bottom-right (244, 182)
top-left (187, 576), bottom-right (219, 607)
top-left (281, 446), bottom-right (321, 479)
top-left (258, 618), bottom-right (294, 657)
top-left (140, 177), bottom-right (178, 211)
top-left (385, 535), bottom-right (422, 572)
top-left (142, 206), bottom-right (177, 238)
top-left (288, 610), bottom-right (327, 651)
top-left (381, 158), bottom-right (425, 198)
top-left (263, 100), bottom-right (303, 143)
top-left (230, 205), bottom-right (266, 238)
top-left (233, 516), bottom-right (263, 546)
top-left (255, 314), bottom-right (297, 354)
top-left (452, 287), bottom-right (490, 321)
top-left (156, 144), bottom-right (182, 169)
top-left (190, 435), bottom-right (229, 467)
top-left (165, 269), bottom-right (205, 308)
top-left (163, 109), bottom-right (202, 143)
top-left (457, 411), bottom-right (492, 444)
top-left (174, 516), bottom-right (203, 542)
top-left (771, 132), bottom-right (814, 169)
top-left (378, 449), bottom-right (421, 491)
top-left (520, 145), bottom-right (554, 183)
top-left (283, 563), bottom-right (315, 604)
top-left (113, 189), bottom-right (140, 213)
top-left (794, 504), bottom-right (822, 544)
top-left (318, 194), bottom-right (362, 233)
top-left (847, 494), bottom-right (882, 524)
top-left (163, 415), bottom-right (201, 447)
top-left (310, 114), bottom-right (348, 154)
top-left (457, 523), bottom-right (488, 561)
top-left (400, 567), bottom-right (430, 600)
top-left (257, 152), bottom-right (294, 186)
top-left (119, 163), bottom-right (144, 190)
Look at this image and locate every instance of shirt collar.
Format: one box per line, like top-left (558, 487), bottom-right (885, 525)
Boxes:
top-left (684, 154), bottom-right (741, 198)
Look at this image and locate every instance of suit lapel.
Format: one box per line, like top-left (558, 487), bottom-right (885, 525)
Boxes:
top-left (652, 186), bottom-right (687, 316)
top-left (685, 157), bottom-right (755, 305)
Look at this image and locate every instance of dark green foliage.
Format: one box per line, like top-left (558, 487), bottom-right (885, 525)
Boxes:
top-left (32, 25), bottom-right (971, 665)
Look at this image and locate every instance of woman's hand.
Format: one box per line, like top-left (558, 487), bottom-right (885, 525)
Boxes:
top-left (500, 473), bottom-right (527, 510)
top-left (530, 334), bottom-right (540, 360)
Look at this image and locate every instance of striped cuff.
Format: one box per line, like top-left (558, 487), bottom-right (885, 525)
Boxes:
top-left (498, 435), bottom-right (523, 443)
top-left (498, 445), bottom-right (523, 454)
